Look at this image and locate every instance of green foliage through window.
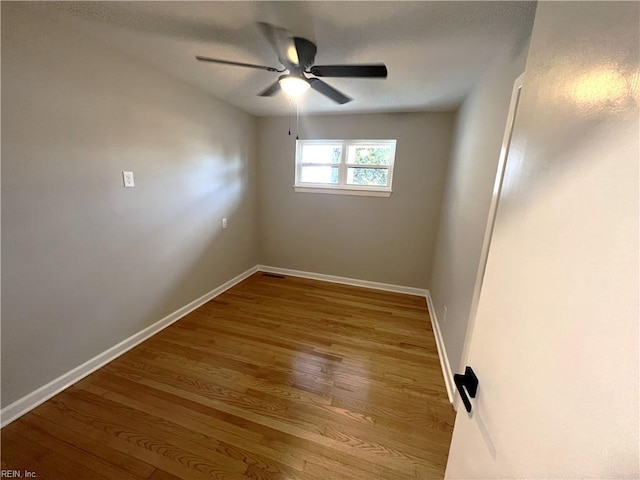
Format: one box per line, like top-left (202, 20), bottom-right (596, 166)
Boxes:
top-left (296, 139), bottom-right (396, 193)
top-left (348, 168), bottom-right (388, 186)
top-left (351, 147), bottom-right (392, 166)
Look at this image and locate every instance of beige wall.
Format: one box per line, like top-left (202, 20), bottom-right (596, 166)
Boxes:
top-left (257, 112), bottom-right (454, 288)
top-left (1, 4), bottom-right (258, 407)
top-left (429, 43), bottom-right (531, 377)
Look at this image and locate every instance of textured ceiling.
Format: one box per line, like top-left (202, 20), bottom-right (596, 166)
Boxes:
top-left (25, 1), bottom-right (537, 116)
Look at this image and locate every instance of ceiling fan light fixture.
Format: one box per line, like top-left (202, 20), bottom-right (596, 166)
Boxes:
top-left (279, 76), bottom-right (310, 97)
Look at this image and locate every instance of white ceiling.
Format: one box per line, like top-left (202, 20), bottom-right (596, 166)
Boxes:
top-left (27, 1), bottom-right (537, 117)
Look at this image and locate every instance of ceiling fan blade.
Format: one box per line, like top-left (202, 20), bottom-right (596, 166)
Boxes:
top-left (258, 80), bottom-right (282, 97)
top-left (196, 56), bottom-right (281, 72)
top-left (293, 37), bottom-right (317, 69)
top-left (308, 78), bottom-right (352, 104)
top-left (309, 64), bottom-right (388, 78)
top-left (257, 22), bottom-right (297, 67)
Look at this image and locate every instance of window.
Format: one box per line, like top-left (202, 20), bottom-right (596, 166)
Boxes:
top-left (295, 139), bottom-right (396, 197)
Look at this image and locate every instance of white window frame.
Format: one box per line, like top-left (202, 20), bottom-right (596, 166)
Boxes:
top-left (294, 139), bottom-right (396, 197)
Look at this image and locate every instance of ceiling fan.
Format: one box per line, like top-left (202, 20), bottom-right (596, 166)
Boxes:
top-left (196, 22), bottom-right (387, 105)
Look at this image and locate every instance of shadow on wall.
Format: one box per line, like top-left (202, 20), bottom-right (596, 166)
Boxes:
top-left (1, 2), bottom-right (258, 407)
top-left (139, 141), bottom-right (250, 326)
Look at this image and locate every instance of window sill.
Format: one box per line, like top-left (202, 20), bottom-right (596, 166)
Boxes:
top-left (294, 186), bottom-right (392, 197)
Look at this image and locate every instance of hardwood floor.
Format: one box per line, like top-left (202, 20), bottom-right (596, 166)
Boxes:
top-left (1, 273), bottom-right (455, 479)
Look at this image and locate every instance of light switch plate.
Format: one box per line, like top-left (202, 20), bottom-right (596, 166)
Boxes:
top-left (123, 171), bottom-right (135, 187)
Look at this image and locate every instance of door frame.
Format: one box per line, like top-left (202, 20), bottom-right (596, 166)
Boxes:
top-left (453, 72), bottom-right (525, 411)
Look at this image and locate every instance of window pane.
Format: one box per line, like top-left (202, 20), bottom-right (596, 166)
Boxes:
top-left (347, 145), bottom-right (392, 165)
top-left (347, 167), bottom-right (388, 186)
top-left (301, 144), bottom-right (341, 164)
top-left (300, 166), bottom-right (339, 184)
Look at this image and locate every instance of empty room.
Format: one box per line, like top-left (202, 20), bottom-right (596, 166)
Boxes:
top-left (1, 1), bottom-right (638, 479)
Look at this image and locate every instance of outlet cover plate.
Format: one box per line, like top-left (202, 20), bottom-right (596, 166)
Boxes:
top-left (123, 171), bottom-right (135, 187)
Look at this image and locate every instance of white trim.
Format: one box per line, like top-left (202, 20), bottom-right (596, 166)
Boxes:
top-left (426, 291), bottom-right (455, 405)
top-left (293, 186), bottom-right (392, 197)
top-left (257, 265), bottom-right (427, 297)
top-left (0, 265), bottom-right (258, 428)
top-left (295, 139), bottom-right (396, 195)
top-left (456, 73), bottom-right (526, 406)
top-left (1, 264), bottom-right (457, 427)
top-left (258, 266), bottom-right (455, 405)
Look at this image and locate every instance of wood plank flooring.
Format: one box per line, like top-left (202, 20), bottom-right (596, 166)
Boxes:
top-left (1, 273), bottom-right (455, 479)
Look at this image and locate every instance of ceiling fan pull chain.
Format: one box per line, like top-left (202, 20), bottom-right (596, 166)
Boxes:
top-left (296, 101), bottom-right (299, 140)
top-left (288, 98), bottom-right (292, 136)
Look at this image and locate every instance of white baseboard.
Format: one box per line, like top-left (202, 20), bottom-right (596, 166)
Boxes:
top-left (425, 291), bottom-right (455, 404)
top-left (257, 265), bottom-right (428, 297)
top-left (262, 266), bottom-right (455, 405)
top-left (2, 264), bottom-right (454, 427)
top-left (0, 265), bottom-right (258, 428)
